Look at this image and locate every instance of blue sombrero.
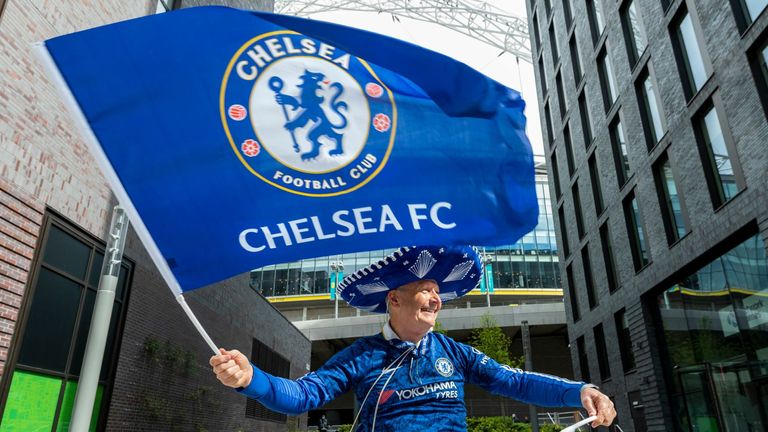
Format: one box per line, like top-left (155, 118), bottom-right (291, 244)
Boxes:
top-left (338, 245), bottom-right (483, 314)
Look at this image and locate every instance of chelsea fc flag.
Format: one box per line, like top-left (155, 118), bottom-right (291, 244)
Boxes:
top-left (40, 7), bottom-right (538, 293)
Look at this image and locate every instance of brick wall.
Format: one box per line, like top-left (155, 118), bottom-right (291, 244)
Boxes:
top-left (0, 1), bottom-right (311, 430)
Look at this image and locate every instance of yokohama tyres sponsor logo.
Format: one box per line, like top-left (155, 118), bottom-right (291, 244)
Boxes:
top-left (380, 381), bottom-right (459, 403)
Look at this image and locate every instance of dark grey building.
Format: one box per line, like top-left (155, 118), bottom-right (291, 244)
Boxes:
top-left (527, 0), bottom-right (768, 430)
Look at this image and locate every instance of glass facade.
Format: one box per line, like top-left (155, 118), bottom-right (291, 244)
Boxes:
top-left (253, 175), bottom-right (563, 297)
top-left (656, 234), bottom-right (768, 431)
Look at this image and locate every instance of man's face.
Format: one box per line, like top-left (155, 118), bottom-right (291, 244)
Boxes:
top-left (390, 279), bottom-right (442, 330)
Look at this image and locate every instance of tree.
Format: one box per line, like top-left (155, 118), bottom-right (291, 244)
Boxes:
top-left (433, 320), bottom-right (448, 335)
top-left (470, 313), bottom-right (524, 369)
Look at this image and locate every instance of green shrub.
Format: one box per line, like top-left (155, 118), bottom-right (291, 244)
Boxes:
top-left (466, 417), bottom-right (566, 432)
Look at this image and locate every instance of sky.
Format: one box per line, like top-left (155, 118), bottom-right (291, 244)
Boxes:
top-left (294, 1), bottom-right (545, 156)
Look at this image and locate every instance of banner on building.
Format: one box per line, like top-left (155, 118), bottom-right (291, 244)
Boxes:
top-left (41, 7), bottom-right (538, 293)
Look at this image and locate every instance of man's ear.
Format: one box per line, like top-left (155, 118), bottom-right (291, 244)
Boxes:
top-left (387, 291), bottom-right (399, 307)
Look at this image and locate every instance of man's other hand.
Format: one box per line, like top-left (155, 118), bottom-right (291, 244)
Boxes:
top-left (581, 386), bottom-right (616, 428)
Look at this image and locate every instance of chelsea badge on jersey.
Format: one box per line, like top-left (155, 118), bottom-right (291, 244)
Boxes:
top-left (220, 31), bottom-right (397, 197)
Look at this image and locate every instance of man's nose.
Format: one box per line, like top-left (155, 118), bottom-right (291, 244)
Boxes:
top-left (431, 292), bottom-right (442, 307)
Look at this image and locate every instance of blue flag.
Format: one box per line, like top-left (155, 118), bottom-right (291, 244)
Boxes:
top-left (42, 6), bottom-right (537, 293)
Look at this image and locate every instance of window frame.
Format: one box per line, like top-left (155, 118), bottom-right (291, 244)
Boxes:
top-left (578, 90), bottom-right (594, 148)
top-left (635, 65), bottom-right (666, 150)
top-left (573, 181), bottom-right (586, 239)
top-left (669, 5), bottom-right (712, 101)
top-left (569, 34), bottom-right (584, 87)
top-left (609, 113), bottom-right (632, 188)
top-left (558, 205), bottom-right (571, 258)
top-left (594, 323), bottom-right (612, 381)
top-left (652, 152), bottom-right (689, 245)
top-left (599, 221), bottom-right (620, 293)
top-left (566, 264), bottom-right (580, 321)
top-left (615, 309), bottom-right (637, 372)
top-left (581, 244), bottom-right (598, 309)
top-left (556, 71), bottom-right (568, 119)
top-left (564, 122), bottom-right (576, 176)
top-left (692, 94), bottom-right (745, 209)
top-left (623, 191), bottom-right (651, 271)
top-left (597, 45), bottom-right (619, 112)
top-left (588, 153), bottom-right (604, 215)
top-left (586, 0), bottom-right (607, 46)
top-left (620, 0), bottom-right (649, 69)
top-left (747, 32), bottom-right (768, 120)
top-left (0, 211), bottom-right (133, 431)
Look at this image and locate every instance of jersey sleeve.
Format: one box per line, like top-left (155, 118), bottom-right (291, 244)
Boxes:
top-left (456, 340), bottom-right (585, 408)
top-left (238, 339), bottom-right (369, 415)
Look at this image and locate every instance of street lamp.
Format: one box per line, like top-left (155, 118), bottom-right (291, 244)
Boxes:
top-left (330, 261), bottom-right (344, 318)
top-left (481, 252), bottom-right (493, 307)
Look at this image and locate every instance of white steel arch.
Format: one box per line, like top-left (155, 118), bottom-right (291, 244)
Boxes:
top-left (274, 0), bottom-right (532, 63)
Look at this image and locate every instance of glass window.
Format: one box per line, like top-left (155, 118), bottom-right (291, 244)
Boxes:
top-left (532, 13), bottom-right (542, 53)
top-left (624, 192), bottom-right (649, 271)
top-left (695, 101), bottom-right (741, 207)
top-left (2, 218), bottom-right (131, 431)
top-left (609, 115), bottom-right (631, 187)
top-left (539, 57), bottom-right (548, 94)
top-left (566, 264), bottom-right (580, 321)
top-left (655, 234), bottom-right (768, 431)
top-left (600, 222), bottom-right (620, 293)
top-left (563, 0), bottom-right (573, 27)
top-left (577, 336), bottom-right (590, 381)
top-left (573, 182), bottom-right (585, 239)
top-left (750, 38), bottom-right (768, 119)
top-left (564, 123), bottom-right (576, 176)
top-left (551, 152), bottom-right (563, 199)
top-left (587, 0), bottom-right (606, 45)
top-left (549, 23), bottom-right (559, 64)
top-left (559, 206), bottom-right (571, 257)
top-left (556, 72), bottom-right (568, 118)
top-left (544, 102), bottom-right (554, 145)
top-left (569, 35), bottom-right (583, 85)
top-left (594, 323), bottom-right (611, 380)
top-left (621, 0), bottom-right (648, 67)
top-left (598, 47), bottom-right (619, 111)
top-left (673, 10), bottom-right (710, 98)
top-left (578, 91), bottom-right (593, 147)
top-left (637, 68), bottom-right (666, 148)
top-left (654, 154), bottom-right (688, 244)
top-left (582, 245), bottom-right (597, 308)
top-left (743, 0), bottom-right (768, 22)
top-left (545, 0), bottom-right (553, 16)
top-left (615, 309), bottom-right (636, 372)
top-left (588, 154), bottom-right (604, 215)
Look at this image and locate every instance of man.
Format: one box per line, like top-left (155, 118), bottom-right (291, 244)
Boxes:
top-left (211, 245), bottom-right (616, 431)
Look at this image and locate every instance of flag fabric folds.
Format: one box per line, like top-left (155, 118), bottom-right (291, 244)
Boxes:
top-left (43, 6), bottom-right (538, 293)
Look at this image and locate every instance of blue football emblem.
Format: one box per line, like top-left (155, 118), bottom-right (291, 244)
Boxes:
top-left (221, 32), bottom-right (396, 197)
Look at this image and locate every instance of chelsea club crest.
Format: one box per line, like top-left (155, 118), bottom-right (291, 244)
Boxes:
top-left (435, 357), bottom-right (454, 377)
top-left (220, 31), bottom-right (397, 197)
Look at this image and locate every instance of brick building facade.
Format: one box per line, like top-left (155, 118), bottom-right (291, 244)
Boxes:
top-left (527, 0), bottom-right (768, 430)
top-left (0, 1), bottom-right (311, 430)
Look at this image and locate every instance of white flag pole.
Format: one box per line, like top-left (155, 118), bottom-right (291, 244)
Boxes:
top-left (33, 43), bottom-right (220, 355)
